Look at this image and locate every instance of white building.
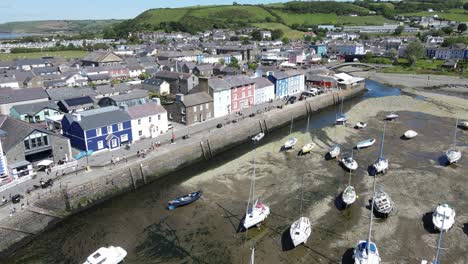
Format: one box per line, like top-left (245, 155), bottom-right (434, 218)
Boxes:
top-left (208, 78), bottom-right (231, 118)
top-left (127, 102), bottom-right (168, 141)
top-left (334, 42), bottom-right (366, 55)
top-left (0, 77), bottom-right (20, 89)
top-left (252, 77), bottom-right (275, 105)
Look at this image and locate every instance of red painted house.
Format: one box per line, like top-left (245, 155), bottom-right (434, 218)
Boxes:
top-left (228, 76), bottom-right (255, 112)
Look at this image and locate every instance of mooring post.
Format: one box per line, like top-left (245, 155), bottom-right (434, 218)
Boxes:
top-left (206, 139), bottom-right (214, 159)
top-left (200, 141), bottom-right (208, 160)
top-left (129, 168), bottom-right (136, 190)
top-left (140, 163), bottom-right (147, 184)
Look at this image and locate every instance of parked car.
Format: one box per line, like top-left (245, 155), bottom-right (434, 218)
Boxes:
top-left (309, 88), bottom-right (319, 96)
top-left (301, 91), bottom-right (315, 97)
top-left (11, 194), bottom-right (21, 204)
top-left (288, 96), bottom-right (297, 104)
top-left (0, 174), bottom-right (12, 186)
top-left (217, 123), bottom-right (223, 128)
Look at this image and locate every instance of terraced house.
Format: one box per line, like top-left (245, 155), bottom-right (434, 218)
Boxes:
top-left (267, 70), bottom-right (305, 98)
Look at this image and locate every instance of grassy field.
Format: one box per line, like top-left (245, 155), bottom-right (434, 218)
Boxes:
top-left (135, 8), bottom-right (191, 25)
top-left (272, 10), bottom-right (392, 26)
top-left (0, 50), bottom-right (88, 60)
top-left (401, 9), bottom-right (468, 22)
top-left (380, 59), bottom-right (468, 78)
top-left (188, 6), bottom-right (274, 22)
top-left (252, 22), bottom-right (305, 39)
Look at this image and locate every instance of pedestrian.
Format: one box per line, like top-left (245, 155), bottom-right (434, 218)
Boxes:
top-left (9, 207), bottom-right (13, 217)
top-left (137, 150), bottom-right (140, 158)
top-left (2, 196), bottom-right (6, 204)
top-left (111, 155), bottom-right (115, 166)
top-left (46, 167), bottom-right (49, 175)
top-left (20, 203), bottom-right (24, 211)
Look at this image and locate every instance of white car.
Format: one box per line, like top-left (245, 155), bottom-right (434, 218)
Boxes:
top-left (309, 88), bottom-right (319, 95)
top-left (167, 123), bottom-right (174, 131)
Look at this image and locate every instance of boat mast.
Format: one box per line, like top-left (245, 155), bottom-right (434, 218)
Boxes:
top-left (250, 246), bottom-right (255, 264)
top-left (379, 122), bottom-right (386, 159)
top-left (246, 148), bottom-right (256, 217)
top-left (452, 118), bottom-right (458, 148)
top-left (367, 173), bottom-right (378, 262)
top-left (300, 173), bottom-right (304, 218)
top-left (434, 212), bottom-right (446, 264)
top-left (290, 117), bottom-right (294, 135)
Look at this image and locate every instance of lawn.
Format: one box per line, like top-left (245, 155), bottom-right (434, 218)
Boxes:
top-left (188, 6), bottom-right (275, 22)
top-left (0, 50), bottom-right (88, 60)
top-left (380, 59), bottom-right (468, 77)
top-left (252, 22), bottom-right (305, 39)
top-left (135, 8), bottom-right (191, 25)
top-left (401, 10), bottom-right (468, 22)
top-left (272, 10), bottom-right (392, 26)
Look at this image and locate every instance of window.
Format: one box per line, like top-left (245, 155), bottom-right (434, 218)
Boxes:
top-left (158, 115), bottom-right (161, 120)
top-left (148, 117), bottom-right (152, 123)
top-left (120, 134), bottom-right (128, 142)
top-left (207, 112), bottom-right (211, 119)
top-left (206, 103), bottom-right (209, 109)
top-left (107, 125), bottom-right (112, 133)
top-left (138, 130), bottom-right (142, 136)
top-left (24, 140), bottom-right (30, 150)
top-left (137, 119), bottom-right (141, 125)
top-left (44, 109), bottom-right (49, 116)
top-left (233, 93), bottom-right (237, 100)
top-left (194, 107), bottom-right (197, 113)
top-left (31, 138), bottom-right (37, 148)
top-left (96, 128), bottom-right (102, 136)
top-left (97, 141), bottom-right (104, 149)
top-left (117, 123), bottom-right (123, 131)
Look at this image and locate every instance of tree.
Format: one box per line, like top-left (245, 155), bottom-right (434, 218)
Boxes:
top-left (441, 26), bottom-right (453, 35)
top-left (393, 25), bottom-right (404, 35)
top-left (219, 58), bottom-right (225, 65)
top-left (138, 72), bottom-right (151, 80)
top-left (404, 40), bottom-right (425, 66)
top-left (464, 2), bottom-right (468, 10)
top-left (458, 23), bottom-right (467, 33)
top-left (271, 29), bottom-right (284, 40)
top-left (251, 30), bottom-right (262, 41)
top-left (387, 48), bottom-right (398, 63)
top-left (282, 37), bottom-right (290, 45)
top-left (248, 61), bottom-right (258, 71)
top-left (228, 57), bottom-right (240, 68)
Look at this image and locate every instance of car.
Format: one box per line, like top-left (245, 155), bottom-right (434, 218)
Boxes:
top-left (309, 88), bottom-right (319, 95)
top-left (288, 96), bottom-right (297, 104)
top-left (217, 123), bottom-right (223, 128)
top-left (301, 91), bottom-right (315, 97)
top-left (11, 194), bottom-right (21, 204)
top-left (167, 123), bottom-right (174, 130)
top-left (0, 174), bottom-right (12, 186)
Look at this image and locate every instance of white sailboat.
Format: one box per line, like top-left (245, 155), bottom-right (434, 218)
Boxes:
top-left (445, 118), bottom-right (462, 164)
top-left (353, 176), bottom-right (381, 264)
top-left (373, 122), bottom-right (389, 174)
top-left (341, 149), bottom-right (358, 171)
top-left (243, 150), bottom-right (270, 230)
top-left (423, 210), bottom-right (448, 264)
top-left (385, 112), bottom-right (398, 120)
top-left (290, 174), bottom-right (312, 247)
top-left (83, 246), bottom-right (127, 264)
top-left (336, 97), bottom-right (348, 125)
top-left (329, 144), bottom-right (341, 159)
top-left (356, 138), bottom-right (376, 149)
top-left (284, 117), bottom-right (298, 149)
top-left (355, 122), bottom-right (367, 129)
top-left (252, 132), bottom-right (265, 142)
top-left (432, 204), bottom-right (456, 232)
top-left (373, 188), bottom-right (394, 217)
top-left (301, 143), bottom-right (315, 154)
top-left (404, 130), bottom-right (418, 139)
top-left (458, 120), bottom-right (468, 129)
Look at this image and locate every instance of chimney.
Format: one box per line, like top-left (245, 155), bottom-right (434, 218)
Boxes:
top-left (199, 77), bottom-right (209, 94)
top-left (175, 94), bottom-right (184, 102)
top-left (72, 113), bottom-right (82, 122)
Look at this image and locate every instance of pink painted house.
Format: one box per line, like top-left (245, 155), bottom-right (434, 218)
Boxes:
top-left (229, 76), bottom-right (255, 112)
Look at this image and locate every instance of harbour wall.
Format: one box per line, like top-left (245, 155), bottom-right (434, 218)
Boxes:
top-left (0, 85), bottom-right (365, 257)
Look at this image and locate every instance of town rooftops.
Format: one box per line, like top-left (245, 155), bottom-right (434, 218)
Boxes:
top-left (154, 70), bottom-right (193, 80)
top-left (82, 51), bottom-right (123, 63)
top-left (143, 78), bottom-right (166, 86)
top-left (252, 77), bottom-right (274, 89)
top-left (0, 88), bottom-right (48, 104)
top-left (46, 87), bottom-right (96, 101)
top-left (10, 101), bottom-right (60, 116)
top-left (108, 90), bottom-right (148, 103)
top-left (88, 74), bottom-right (111, 81)
top-left (64, 106), bottom-right (131, 130)
top-left (270, 69), bottom-right (303, 80)
top-left (182, 92), bottom-right (212, 107)
top-left (94, 83), bottom-right (133, 95)
top-left (60, 96), bottom-right (95, 111)
top-left (14, 58), bottom-right (49, 67)
top-left (127, 102), bottom-right (167, 119)
top-left (208, 75), bottom-right (255, 92)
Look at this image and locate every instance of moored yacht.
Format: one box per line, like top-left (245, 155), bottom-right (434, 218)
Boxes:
top-left (342, 185), bottom-right (357, 206)
top-left (290, 217), bottom-right (312, 247)
top-left (373, 189), bottom-right (394, 217)
top-left (83, 246), bottom-right (127, 264)
top-left (328, 144), bottom-right (341, 159)
top-left (373, 123), bottom-right (388, 174)
top-left (432, 204), bottom-right (456, 232)
top-left (445, 118), bottom-right (462, 164)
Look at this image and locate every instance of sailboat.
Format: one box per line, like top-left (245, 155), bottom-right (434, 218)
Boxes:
top-left (341, 149), bottom-right (358, 171)
top-left (353, 176), bottom-right (381, 264)
top-left (342, 170), bottom-right (356, 206)
top-left (445, 118), bottom-right (462, 164)
top-left (432, 204), bottom-right (456, 232)
top-left (301, 143), bottom-right (315, 155)
top-left (335, 97), bottom-right (348, 125)
top-left (423, 210), bottom-right (449, 264)
top-left (290, 174), bottom-right (312, 247)
top-left (385, 112), bottom-right (398, 120)
top-left (243, 150), bottom-right (270, 230)
top-left (373, 122), bottom-right (389, 174)
top-left (284, 117), bottom-right (297, 149)
top-left (373, 188), bottom-right (394, 218)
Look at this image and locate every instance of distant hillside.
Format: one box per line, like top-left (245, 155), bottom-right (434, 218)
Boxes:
top-left (106, 1), bottom-right (466, 39)
top-left (0, 20), bottom-right (123, 34)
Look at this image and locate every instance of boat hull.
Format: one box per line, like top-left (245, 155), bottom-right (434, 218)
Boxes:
top-left (284, 138), bottom-right (298, 149)
top-left (341, 158), bottom-right (358, 171)
top-left (403, 130), bottom-right (418, 139)
top-left (356, 139), bottom-right (376, 149)
top-left (432, 204), bottom-right (456, 231)
top-left (301, 143), bottom-right (315, 154)
top-left (290, 217), bottom-right (311, 247)
top-left (373, 158), bottom-right (388, 173)
top-left (328, 145), bottom-right (340, 159)
top-left (167, 191), bottom-right (203, 210)
top-left (353, 240), bottom-right (381, 264)
top-left (243, 202), bottom-right (270, 229)
top-left (342, 186), bottom-right (357, 205)
top-left (445, 149), bottom-right (461, 164)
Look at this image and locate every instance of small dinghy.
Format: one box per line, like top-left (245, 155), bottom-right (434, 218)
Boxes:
top-left (252, 132), bottom-right (265, 142)
top-left (355, 122), bottom-right (367, 129)
top-left (301, 143), bottom-right (315, 154)
top-left (458, 121), bottom-right (468, 129)
top-left (356, 138), bottom-right (376, 149)
top-left (353, 240), bottom-right (381, 264)
top-left (373, 190), bottom-right (394, 217)
top-left (432, 204), bottom-right (456, 232)
top-left (284, 138), bottom-right (298, 149)
top-left (404, 130), bottom-right (418, 139)
top-left (342, 186), bottom-right (357, 206)
top-left (446, 149), bottom-right (461, 164)
top-left (167, 191), bottom-right (202, 210)
top-left (328, 144), bottom-right (341, 159)
top-left (336, 114), bottom-right (348, 125)
top-left (341, 156), bottom-right (358, 171)
top-left (83, 246), bottom-right (127, 264)
top-left (373, 157), bottom-right (388, 174)
top-left (290, 217), bottom-right (312, 247)
top-left (386, 112), bottom-right (398, 120)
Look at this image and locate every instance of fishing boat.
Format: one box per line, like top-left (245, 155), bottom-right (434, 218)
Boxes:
top-left (290, 217), bottom-right (312, 247)
top-left (445, 118), bottom-right (462, 164)
top-left (373, 189), bottom-right (394, 217)
top-left (284, 138), bottom-right (298, 149)
top-left (328, 144), bottom-right (341, 159)
top-left (355, 122), bottom-right (367, 129)
top-left (336, 97), bottom-right (348, 125)
top-left (301, 143), bottom-right (315, 155)
top-left (289, 174), bottom-right (311, 247)
top-left (167, 191), bottom-right (203, 210)
top-left (252, 132), bottom-right (265, 142)
top-left (432, 204), bottom-right (456, 232)
top-left (385, 112), bottom-right (398, 120)
top-left (404, 130), bottom-right (418, 139)
top-left (342, 185), bottom-right (357, 206)
top-left (243, 153), bottom-right (270, 230)
top-left (356, 138), bottom-right (376, 149)
top-left (354, 176), bottom-right (381, 264)
top-left (341, 152), bottom-right (358, 171)
top-left (373, 123), bottom-right (389, 174)
top-left (83, 246), bottom-right (127, 264)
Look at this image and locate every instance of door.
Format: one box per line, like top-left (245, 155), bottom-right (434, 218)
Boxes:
top-left (111, 139), bottom-right (118, 148)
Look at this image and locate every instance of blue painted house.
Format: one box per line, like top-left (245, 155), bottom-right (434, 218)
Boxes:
top-left (310, 44), bottom-right (327, 57)
top-left (61, 106), bottom-right (132, 152)
top-left (267, 70), bottom-right (305, 98)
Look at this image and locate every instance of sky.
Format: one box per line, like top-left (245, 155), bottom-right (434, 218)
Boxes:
top-left (1, 0), bottom-right (288, 23)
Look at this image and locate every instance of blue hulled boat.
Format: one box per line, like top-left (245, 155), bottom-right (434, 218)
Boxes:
top-left (167, 191), bottom-right (203, 210)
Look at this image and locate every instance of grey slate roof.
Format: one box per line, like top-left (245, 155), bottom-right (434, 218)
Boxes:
top-left (271, 69), bottom-right (303, 80)
top-left (64, 106), bottom-right (131, 130)
top-left (82, 51), bottom-right (122, 63)
top-left (88, 74), bottom-right (110, 81)
top-left (143, 78), bottom-right (166, 86)
top-left (127, 102), bottom-right (166, 119)
top-left (182, 92), bottom-right (212, 107)
top-left (46, 87), bottom-right (96, 101)
top-left (154, 71), bottom-right (193, 81)
top-left (252, 77), bottom-right (274, 89)
top-left (0, 88), bottom-right (48, 104)
top-left (208, 75), bottom-right (255, 92)
top-left (94, 84), bottom-right (133, 95)
top-left (109, 90), bottom-right (148, 102)
top-left (10, 101), bottom-right (60, 115)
